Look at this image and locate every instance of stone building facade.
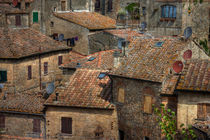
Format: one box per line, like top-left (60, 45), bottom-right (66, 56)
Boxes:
top-left (45, 69), bottom-right (119, 140)
top-left (47, 12), bottom-right (116, 55)
top-left (0, 28), bottom-right (71, 93)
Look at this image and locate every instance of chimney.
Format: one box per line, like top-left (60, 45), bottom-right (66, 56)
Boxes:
top-left (21, 0), bottom-right (26, 10)
top-left (113, 51), bottom-right (120, 68)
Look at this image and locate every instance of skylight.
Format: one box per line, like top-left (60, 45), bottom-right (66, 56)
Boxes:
top-left (98, 73), bottom-right (106, 79)
top-left (155, 42), bottom-right (164, 47)
top-left (88, 57), bottom-right (96, 61)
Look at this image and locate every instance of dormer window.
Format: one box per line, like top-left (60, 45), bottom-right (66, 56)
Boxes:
top-left (161, 5), bottom-right (176, 21)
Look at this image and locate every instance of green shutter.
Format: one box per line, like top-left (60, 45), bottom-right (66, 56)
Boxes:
top-left (0, 71), bottom-right (7, 82)
top-left (33, 12), bottom-right (38, 23)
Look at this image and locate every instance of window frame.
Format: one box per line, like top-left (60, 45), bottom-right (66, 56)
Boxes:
top-left (0, 70), bottom-right (7, 83)
top-left (0, 114), bottom-right (5, 129)
top-left (33, 119), bottom-right (41, 133)
top-left (61, 117), bottom-right (72, 134)
top-left (33, 11), bottom-right (39, 23)
top-left (58, 56), bottom-right (63, 66)
top-left (160, 5), bottom-right (176, 20)
top-left (27, 65), bottom-right (32, 80)
top-left (44, 62), bottom-right (48, 76)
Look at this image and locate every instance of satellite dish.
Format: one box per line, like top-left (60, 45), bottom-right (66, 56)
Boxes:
top-left (0, 84), bottom-right (4, 89)
top-left (46, 82), bottom-right (55, 94)
top-left (141, 22), bottom-right (147, 30)
top-left (13, 0), bottom-right (18, 7)
top-left (183, 50), bottom-right (192, 60)
top-left (173, 61), bottom-right (184, 73)
top-left (58, 34), bottom-right (64, 41)
top-left (184, 27), bottom-right (192, 39)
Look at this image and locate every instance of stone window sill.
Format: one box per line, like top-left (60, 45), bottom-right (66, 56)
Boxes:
top-left (160, 18), bottom-right (176, 22)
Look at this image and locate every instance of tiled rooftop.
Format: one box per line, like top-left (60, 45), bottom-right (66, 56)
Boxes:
top-left (161, 75), bottom-right (180, 95)
top-left (0, 28), bottom-right (70, 59)
top-left (0, 0), bottom-right (33, 3)
top-left (62, 50), bottom-right (116, 70)
top-left (45, 69), bottom-right (114, 109)
top-left (110, 38), bottom-right (189, 82)
top-left (176, 59), bottom-right (210, 92)
top-left (104, 29), bottom-right (144, 41)
top-left (0, 92), bottom-right (45, 114)
top-left (54, 12), bottom-right (116, 30)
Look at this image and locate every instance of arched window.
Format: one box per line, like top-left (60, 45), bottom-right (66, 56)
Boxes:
top-left (161, 5), bottom-right (176, 18)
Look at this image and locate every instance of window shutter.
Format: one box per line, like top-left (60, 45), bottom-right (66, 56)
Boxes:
top-left (44, 62), bottom-right (48, 75)
top-left (58, 56), bottom-right (63, 65)
top-left (28, 65), bottom-right (32, 80)
top-left (33, 12), bottom-right (38, 23)
top-left (197, 103), bottom-right (206, 120)
top-left (33, 119), bottom-right (41, 133)
top-left (118, 88), bottom-right (125, 103)
top-left (15, 15), bottom-right (21, 26)
top-left (144, 96), bottom-right (152, 114)
top-left (0, 115), bottom-right (5, 128)
top-left (61, 117), bottom-right (72, 134)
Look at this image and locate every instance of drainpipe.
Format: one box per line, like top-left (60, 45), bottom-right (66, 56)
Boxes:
top-left (39, 46), bottom-right (42, 90)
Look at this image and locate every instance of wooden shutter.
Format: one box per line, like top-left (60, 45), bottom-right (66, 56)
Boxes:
top-left (15, 15), bottom-right (21, 26)
top-left (197, 103), bottom-right (206, 120)
top-left (58, 56), bottom-right (63, 65)
top-left (44, 62), bottom-right (48, 75)
top-left (61, 1), bottom-right (66, 11)
top-left (33, 119), bottom-right (41, 133)
top-left (118, 88), bottom-right (125, 103)
top-left (144, 96), bottom-right (152, 114)
top-left (28, 65), bottom-right (32, 80)
top-left (33, 12), bottom-right (38, 23)
top-left (0, 115), bottom-right (5, 128)
top-left (61, 117), bottom-right (72, 134)
top-left (107, 0), bottom-right (112, 12)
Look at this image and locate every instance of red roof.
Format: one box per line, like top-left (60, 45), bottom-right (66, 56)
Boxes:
top-left (176, 59), bottom-right (210, 92)
top-left (53, 12), bottom-right (116, 30)
top-left (45, 69), bottom-right (114, 109)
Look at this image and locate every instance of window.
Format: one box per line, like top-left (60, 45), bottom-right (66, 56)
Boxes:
top-left (15, 15), bottom-right (21, 26)
top-left (61, 1), bottom-right (66, 11)
top-left (44, 62), bottom-right (48, 75)
top-left (95, 0), bottom-right (100, 11)
top-left (53, 7), bottom-right (57, 12)
top-left (33, 119), bottom-right (41, 133)
top-left (50, 21), bottom-right (54, 27)
top-left (61, 117), bottom-right (72, 134)
top-left (0, 115), bottom-right (5, 129)
top-left (58, 56), bottom-right (63, 65)
top-left (143, 96), bottom-right (152, 114)
top-left (0, 71), bottom-right (7, 83)
top-left (161, 5), bottom-right (176, 18)
top-left (107, 0), bottom-right (112, 12)
top-left (142, 7), bottom-right (146, 16)
top-left (94, 125), bottom-right (104, 138)
top-left (33, 12), bottom-right (38, 23)
top-left (118, 88), bottom-right (125, 103)
top-left (28, 65), bottom-right (32, 80)
top-left (197, 103), bottom-right (210, 120)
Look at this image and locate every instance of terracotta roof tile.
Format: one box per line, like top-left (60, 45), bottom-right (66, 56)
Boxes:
top-left (176, 59), bottom-right (210, 92)
top-left (62, 50), bottom-right (117, 70)
top-left (161, 75), bottom-right (180, 94)
top-left (110, 38), bottom-right (193, 82)
top-left (45, 69), bottom-right (114, 109)
top-left (0, 27), bottom-right (70, 59)
top-left (0, 92), bottom-right (45, 114)
top-left (54, 12), bottom-right (116, 30)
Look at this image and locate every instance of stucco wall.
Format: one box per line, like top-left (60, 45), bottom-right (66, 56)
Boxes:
top-left (177, 92), bottom-right (210, 129)
top-left (45, 106), bottom-right (119, 140)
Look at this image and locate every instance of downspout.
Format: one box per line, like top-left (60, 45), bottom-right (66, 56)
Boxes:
top-left (39, 47), bottom-right (42, 90)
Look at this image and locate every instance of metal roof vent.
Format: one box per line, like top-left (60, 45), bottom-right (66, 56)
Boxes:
top-left (98, 73), bottom-right (106, 79)
top-left (76, 63), bottom-right (81, 68)
top-left (155, 41), bottom-right (164, 47)
top-left (88, 57), bottom-right (96, 61)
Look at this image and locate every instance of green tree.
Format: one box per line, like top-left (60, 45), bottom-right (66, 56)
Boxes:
top-left (153, 104), bottom-right (196, 140)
